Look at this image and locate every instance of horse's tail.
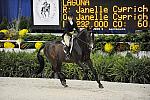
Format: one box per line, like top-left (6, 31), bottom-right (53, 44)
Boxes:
top-left (36, 44), bottom-right (45, 74)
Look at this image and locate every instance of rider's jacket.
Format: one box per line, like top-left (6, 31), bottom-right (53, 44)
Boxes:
top-left (62, 20), bottom-right (80, 38)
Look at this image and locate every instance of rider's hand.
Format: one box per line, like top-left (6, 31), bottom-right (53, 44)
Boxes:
top-left (67, 32), bottom-right (72, 37)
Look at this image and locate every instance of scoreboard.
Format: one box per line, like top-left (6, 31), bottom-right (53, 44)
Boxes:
top-left (62, 0), bottom-right (150, 33)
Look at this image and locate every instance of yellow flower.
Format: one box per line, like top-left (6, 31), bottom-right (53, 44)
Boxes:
top-left (4, 42), bottom-right (15, 48)
top-left (104, 42), bottom-right (113, 53)
top-left (19, 29), bottom-right (28, 37)
top-left (0, 29), bottom-right (9, 34)
top-left (130, 43), bottom-right (140, 54)
top-left (35, 42), bottom-right (43, 49)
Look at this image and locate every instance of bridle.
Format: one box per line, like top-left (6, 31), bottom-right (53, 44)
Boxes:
top-left (75, 33), bottom-right (94, 50)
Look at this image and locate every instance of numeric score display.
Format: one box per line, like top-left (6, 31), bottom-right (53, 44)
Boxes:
top-left (62, 0), bottom-right (150, 32)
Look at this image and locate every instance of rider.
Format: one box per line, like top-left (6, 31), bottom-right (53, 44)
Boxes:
top-left (62, 13), bottom-right (80, 58)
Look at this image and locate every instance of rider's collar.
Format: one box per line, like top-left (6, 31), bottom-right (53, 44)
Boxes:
top-left (69, 20), bottom-right (73, 25)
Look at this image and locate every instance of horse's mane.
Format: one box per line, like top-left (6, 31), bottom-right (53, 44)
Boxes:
top-left (77, 29), bottom-right (87, 39)
top-left (76, 29), bottom-right (91, 61)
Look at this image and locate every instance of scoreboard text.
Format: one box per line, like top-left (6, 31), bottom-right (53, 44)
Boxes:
top-left (62, 0), bottom-right (150, 32)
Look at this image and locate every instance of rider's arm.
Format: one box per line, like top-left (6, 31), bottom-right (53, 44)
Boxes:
top-left (63, 21), bottom-right (72, 37)
top-left (62, 22), bottom-right (68, 38)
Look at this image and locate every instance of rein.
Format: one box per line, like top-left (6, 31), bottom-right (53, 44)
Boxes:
top-left (75, 36), bottom-right (93, 49)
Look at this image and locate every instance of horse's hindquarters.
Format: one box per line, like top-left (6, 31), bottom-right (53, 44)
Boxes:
top-left (44, 42), bottom-right (67, 62)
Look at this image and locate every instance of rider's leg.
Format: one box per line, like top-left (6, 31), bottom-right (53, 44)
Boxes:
top-left (64, 34), bottom-right (71, 55)
top-left (64, 35), bottom-right (72, 59)
top-left (69, 35), bottom-right (74, 54)
top-left (64, 34), bottom-right (70, 47)
top-left (65, 37), bottom-right (71, 57)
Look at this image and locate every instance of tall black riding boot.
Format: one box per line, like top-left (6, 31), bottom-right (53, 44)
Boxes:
top-left (66, 46), bottom-right (71, 59)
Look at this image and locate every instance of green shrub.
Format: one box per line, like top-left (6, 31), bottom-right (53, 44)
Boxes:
top-left (91, 52), bottom-right (150, 84)
top-left (62, 63), bottom-right (82, 80)
top-left (0, 51), bottom-right (52, 78)
top-left (0, 18), bottom-right (8, 30)
top-left (24, 34), bottom-right (61, 41)
top-left (18, 17), bottom-right (31, 30)
top-left (1, 51), bottom-right (150, 84)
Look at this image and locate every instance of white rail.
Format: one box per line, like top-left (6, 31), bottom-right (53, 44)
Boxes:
top-left (0, 40), bottom-right (150, 58)
top-left (0, 40), bottom-right (46, 42)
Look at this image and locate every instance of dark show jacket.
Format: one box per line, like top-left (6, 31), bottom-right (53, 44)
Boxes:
top-left (62, 20), bottom-right (80, 37)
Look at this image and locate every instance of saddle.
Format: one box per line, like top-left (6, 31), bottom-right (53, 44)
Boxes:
top-left (62, 37), bottom-right (82, 60)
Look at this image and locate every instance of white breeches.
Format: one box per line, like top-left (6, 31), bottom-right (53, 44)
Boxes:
top-left (63, 32), bottom-right (74, 53)
top-left (64, 34), bottom-right (71, 47)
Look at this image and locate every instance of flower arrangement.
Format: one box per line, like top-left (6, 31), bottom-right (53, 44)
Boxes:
top-left (130, 43), bottom-right (140, 54)
top-left (104, 42), bottom-right (113, 53)
top-left (4, 42), bottom-right (15, 48)
top-left (0, 29), bottom-right (16, 40)
top-left (0, 29), bottom-right (9, 34)
top-left (19, 29), bottom-right (28, 38)
top-left (0, 29), bottom-right (10, 39)
top-left (35, 42), bottom-right (43, 49)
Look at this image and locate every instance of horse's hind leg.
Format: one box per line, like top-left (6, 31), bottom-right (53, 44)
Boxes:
top-left (86, 60), bottom-right (104, 88)
top-left (82, 68), bottom-right (89, 80)
top-left (57, 72), bottom-right (68, 87)
top-left (52, 62), bottom-right (68, 87)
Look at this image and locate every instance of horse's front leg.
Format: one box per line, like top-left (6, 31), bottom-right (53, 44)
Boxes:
top-left (86, 59), bottom-right (104, 88)
top-left (76, 61), bottom-right (90, 80)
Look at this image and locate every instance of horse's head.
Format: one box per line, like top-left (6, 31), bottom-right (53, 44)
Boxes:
top-left (77, 27), bottom-right (95, 50)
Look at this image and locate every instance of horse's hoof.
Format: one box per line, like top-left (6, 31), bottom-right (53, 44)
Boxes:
top-left (62, 84), bottom-right (68, 87)
top-left (64, 84), bottom-right (68, 87)
top-left (99, 84), bottom-right (104, 88)
top-left (61, 82), bottom-right (68, 87)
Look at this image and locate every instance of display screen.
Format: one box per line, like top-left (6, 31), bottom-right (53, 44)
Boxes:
top-left (62, 0), bottom-right (150, 32)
